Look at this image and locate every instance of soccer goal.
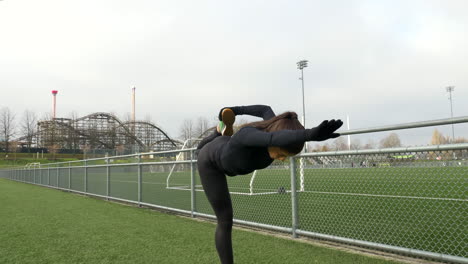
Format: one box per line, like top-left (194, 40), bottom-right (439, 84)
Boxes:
top-left (227, 158), bottom-right (307, 196)
top-left (25, 162), bottom-right (41, 169)
top-left (166, 138), bottom-right (203, 191)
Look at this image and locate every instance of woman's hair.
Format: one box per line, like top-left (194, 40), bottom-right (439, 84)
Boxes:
top-left (241, 111), bottom-right (305, 154)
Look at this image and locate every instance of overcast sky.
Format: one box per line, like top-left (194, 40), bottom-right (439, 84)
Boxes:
top-left (0, 0), bottom-right (467, 146)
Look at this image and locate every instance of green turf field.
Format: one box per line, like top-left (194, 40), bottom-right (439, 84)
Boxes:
top-left (3, 162), bottom-right (467, 259)
top-left (0, 178), bottom-right (403, 264)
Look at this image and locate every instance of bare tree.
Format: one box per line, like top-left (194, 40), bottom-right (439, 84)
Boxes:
top-left (48, 144), bottom-right (60, 160)
top-left (0, 107), bottom-right (16, 153)
top-left (363, 139), bottom-right (377, 149)
top-left (68, 111), bottom-right (80, 151)
top-left (332, 137), bottom-right (348, 151)
top-left (320, 144), bottom-right (331, 152)
top-left (115, 144), bottom-right (125, 155)
top-left (179, 119), bottom-right (194, 141)
top-left (453, 137), bottom-right (468, 143)
top-left (194, 117), bottom-right (210, 138)
top-left (380, 133), bottom-right (402, 148)
top-left (142, 115), bottom-right (154, 151)
top-left (88, 122), bottom-right (100, 149)
top-left (21, 110), bottom-right (37, 150)
top-left (350, 138), bottom-right (362, 150)
top-left (431, 129), bottom-right (448, 145)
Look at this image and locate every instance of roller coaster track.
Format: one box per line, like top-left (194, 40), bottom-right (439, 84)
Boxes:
top-left (19, 112), bottom-right (180, 150)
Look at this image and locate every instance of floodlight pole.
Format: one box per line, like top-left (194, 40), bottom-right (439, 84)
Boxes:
top-left (446, 86), bottom-right (455, 142)
top-left (300, 68), bottom-right (306, 127)
top-left (297, 60), bottom-right (308, 152)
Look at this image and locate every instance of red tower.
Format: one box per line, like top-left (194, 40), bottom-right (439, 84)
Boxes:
top-left (52, 90), bottom-right (58, 119)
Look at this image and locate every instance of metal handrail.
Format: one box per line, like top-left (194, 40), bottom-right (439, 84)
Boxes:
top-left (339, 116), bottom-right (468, 136)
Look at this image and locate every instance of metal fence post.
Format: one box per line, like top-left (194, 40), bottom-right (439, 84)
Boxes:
top-left (47, 165), bottom-right (50, 185)
top-left (68, 162), bottom-right (71, 190)
top-left (106, 158), bottom-right (110, 200)
top-left (190, 149), bottom-right (196, 218)
top-left (57, 166), bottom-right (59, 187)
top-left (290, 156), bottom-right (298, 238)
top-left (138, 154), bottom-right (142, 207)
top-left (84, 160), bottom-right (88, 193)
top-left (33, 166), bottom-right (36, 184)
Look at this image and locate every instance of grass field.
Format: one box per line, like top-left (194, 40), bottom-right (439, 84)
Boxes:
top-left (3, 162), bottom-right (467, 259)
top-left (0, 178), bottom-right (403, 264)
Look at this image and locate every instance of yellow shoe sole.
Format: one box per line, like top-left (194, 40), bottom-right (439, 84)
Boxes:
top-left (221, 109), bottom-right (235, 136)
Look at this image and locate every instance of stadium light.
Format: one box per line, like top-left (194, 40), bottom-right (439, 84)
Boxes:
top-left (446, 86), bottom-right (455, 142)
top-left (297, 60), bottom-right (308, 151)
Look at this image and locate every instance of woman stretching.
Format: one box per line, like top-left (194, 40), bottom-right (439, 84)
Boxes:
top-left (196, 105), bottom-right (342, 264)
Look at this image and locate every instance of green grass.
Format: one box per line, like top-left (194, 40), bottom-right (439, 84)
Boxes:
top-left (3, 164), bottom-right (467, 259)
top-left (0, 178), bottom-right (400, 264)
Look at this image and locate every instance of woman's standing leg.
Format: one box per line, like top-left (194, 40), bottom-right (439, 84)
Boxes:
top-left (198, 155), bottom-right (234, 264)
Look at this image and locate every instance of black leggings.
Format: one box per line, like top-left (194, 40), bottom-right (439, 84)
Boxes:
top-left (197, 133), bottom-right (234, 264)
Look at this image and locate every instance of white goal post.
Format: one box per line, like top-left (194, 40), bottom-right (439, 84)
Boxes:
top-left (166, 138), bottom-right (202, 190)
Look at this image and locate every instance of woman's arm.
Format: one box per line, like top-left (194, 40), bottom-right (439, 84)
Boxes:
top-left (233, 120), bottom-right (343, 148)
top-left (218, 105), bottom-right (275, 121)
top-left (233, 127), bottom-right (307, 148)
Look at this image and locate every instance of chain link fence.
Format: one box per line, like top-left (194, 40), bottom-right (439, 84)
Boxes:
top-left (295, 148), bottom-right (467, 260)
top-left (1, 117), bottom-right (467, 263)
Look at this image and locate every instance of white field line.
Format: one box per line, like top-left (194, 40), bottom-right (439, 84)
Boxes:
top-left (98, 180), bottom-right (467, 201)
top-left (108, 180), bottom-right (167, 185)
top-left (301, 190), bottom-right (467, 202)
top-left (167, 186), bottom-right (279, 196)
top-left (165, 185), bottom-right (279, 196)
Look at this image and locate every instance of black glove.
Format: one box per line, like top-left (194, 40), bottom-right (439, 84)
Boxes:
top-left (305, 119), bottom-right (343, 141)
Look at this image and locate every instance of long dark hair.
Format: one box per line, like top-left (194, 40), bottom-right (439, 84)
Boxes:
top-left (242, 111), bottom-right (305, 154)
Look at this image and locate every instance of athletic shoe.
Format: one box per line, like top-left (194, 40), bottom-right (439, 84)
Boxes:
top-left (217, 108), bottom-right (235, 136)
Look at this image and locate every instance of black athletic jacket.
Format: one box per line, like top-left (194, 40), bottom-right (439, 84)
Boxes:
top-left (217, 105), bottom-right (310, 176)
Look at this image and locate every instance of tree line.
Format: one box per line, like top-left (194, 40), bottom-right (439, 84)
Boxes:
top-left (310, 130), bottom-right (467, 152)
top-left (2, 106), bottom-right (467, 154)
top-left (0, 107), bottom-right (38, 154)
